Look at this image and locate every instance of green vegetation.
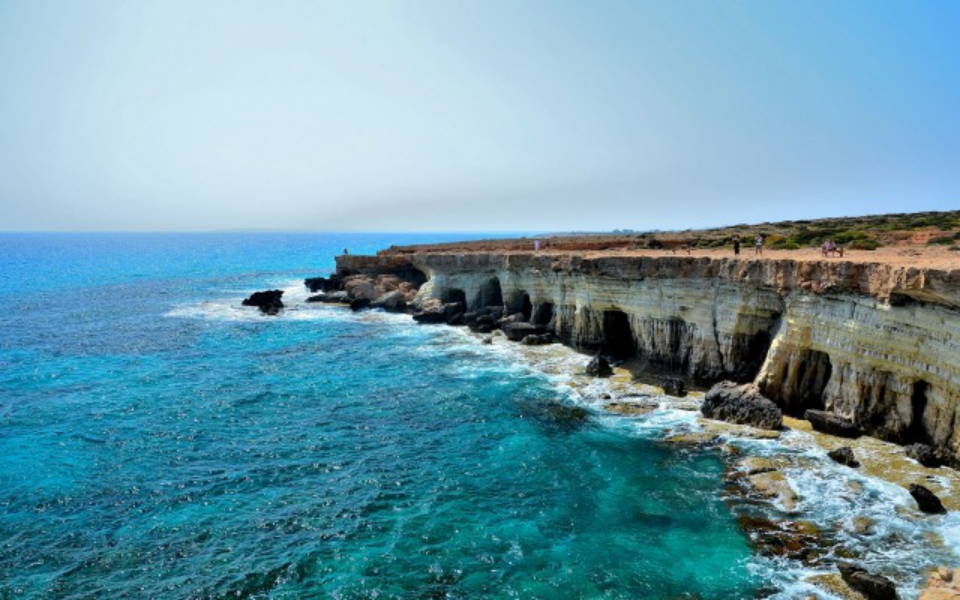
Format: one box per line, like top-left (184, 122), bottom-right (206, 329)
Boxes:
top-left (928, 236), bottom-right (955, 246)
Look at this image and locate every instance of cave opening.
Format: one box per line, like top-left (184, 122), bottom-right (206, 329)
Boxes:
top-left (476, 278), bottom-right (503, 309)
top-left (532, 302), bottom-right (554, 327)
top-left (908, 380), bottom-right (930, 444)
top-left (441, 288), bottom-right (467, 306)
top-left (602, 309), bottom-right (636, 359)
top-left (520, 294), bottom-right (533, 320)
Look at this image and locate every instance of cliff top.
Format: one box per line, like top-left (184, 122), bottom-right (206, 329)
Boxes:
top-left (377, 210), bottom-right (960, 271)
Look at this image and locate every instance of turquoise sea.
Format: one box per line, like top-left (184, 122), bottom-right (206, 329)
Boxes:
top-left (5, 233), bottom-right (955, 599)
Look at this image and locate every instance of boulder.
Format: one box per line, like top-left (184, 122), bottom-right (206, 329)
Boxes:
top-left (502, 322), bottom-right (545, 342)
top-left (371, 290), bottom-right (407, 312)
top-left (241, 290), bottom-right (284, 315)
top-left (585, 355), bottom-right (613, 377)
top-left (304, 275), bottom-right (340, 293)
top-left (481, 336), bottom-right (493, 345)
top-left (701, 381), bottom-right (782, 430)
top-left (521, 333), bottom-right (553, 346)
top-left (349, 298), bottom-right (370, 311)
top-left (305, 294), bottom-right (326, 303)
top-left (805, 410), bottom-right (862, 438)
top-left (660, 377), bottom-right (686, 397)
top-left (343, 276), bottom-right (378, 302)
top-left (837, 563), bottom-right (898, 600)
top-left (828, 446), bottom-right (861, 468)
top-left (909, 484), bottom-right (947, 514)
top-left (412, 299), bottom-right (464, 324)
top-left (906, 444), bottom-right (943, 468)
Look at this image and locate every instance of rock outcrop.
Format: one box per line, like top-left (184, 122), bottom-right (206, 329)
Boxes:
top-left (701, 382), bottom-right (783, 430)
top-left (827, 446), bottom-right (860, 468)
top-left (333, 250), bottom-right (960, 463)
top-left (909, 484), bottom-right (947, 514)
top-left (586, 355), bottom-right (613, 377)
top-left (805, 410), bottom-right (862, 438)
top-left (242, 290), bottom-right (284, 315)
top-left (837, 563), bottom-right (899, 600)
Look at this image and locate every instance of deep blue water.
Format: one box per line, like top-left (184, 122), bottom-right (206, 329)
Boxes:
top-left (0, 233), bottom-right (757, 599)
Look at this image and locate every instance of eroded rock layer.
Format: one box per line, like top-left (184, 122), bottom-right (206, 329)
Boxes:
top-left (335, 252), bottom-right (960, 463)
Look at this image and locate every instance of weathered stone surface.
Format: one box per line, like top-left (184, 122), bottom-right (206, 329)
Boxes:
top-left (412, 299), bottom-right (464, 324)
top-left (837, 563), bottom-right (898, 600)
top-left (828, 446), bottom-right (861, 468)
top-left (315, 290), bottom-right (349, 304)
top-left (702, 381), bottom-right (783, 430)
top-left (349, 298), bottom-right (370, 311)
top-left (919, 567), bottom-right (960, 600)
top-left (521, 333), bottom-right (553, 345)
top-left (806, 409), bottom-right (862, 438)
top-left (746, 470), bottom-right (799, 511)
top-left (909, 484), bottom-right (947, 514)
top-left (604, 402), bottom-right (657, 416)
top-left (304, 275), bottom-right (340, 293)
top-left (585, 355), bottom-right (613, 377)
top-left (371, 290), bottom-right (407, 311)
top-left (242, 290), bottom-right (284, 315)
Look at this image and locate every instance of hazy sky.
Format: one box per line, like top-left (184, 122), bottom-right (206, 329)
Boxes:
top-left (1, 1), bottom-right (958, 232)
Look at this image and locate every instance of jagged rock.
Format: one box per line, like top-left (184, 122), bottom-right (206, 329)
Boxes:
top-left (909, 484), bottom-right (947, 514)
top-left (502, 323), bottom-right (546, 342)
top-left (746, 470), bottom-right (799, 511)
top-left (304, 275), bottom-right (340, 293)
top-left (447, 312), bottom-right (465, 326)
top-left (605, 402), bottom-right (657, 416)
top-left (316, 291), bottom-right (349, 304)
top-left (481, 336), bottom-right (493, 345)
top-left (241, 290), bottom-right (284, 315)
top-left (828, 446), bottom-right (861, 468)
top-left (838, 563), bottom-right (898, 600)
top-left (349, 298), bottom-right (370, 311)
top-left (701, 381), bottom-right (783, 430)
top-left (805, 410), bottom-right (862, 438)
top-left (660, 377), bottom-right (686, 397)
top-left (585, 355), bottom-right (613, 377)
top-left (497, 312), bottom-right (527, 328)
top-left (906, 444), bottom-right (943, 468)
top-left (371, 290), bottom-right (406, 312)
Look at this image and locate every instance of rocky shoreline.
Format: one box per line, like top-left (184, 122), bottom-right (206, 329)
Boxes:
top-left (239, 250), bottom-right (960, 599)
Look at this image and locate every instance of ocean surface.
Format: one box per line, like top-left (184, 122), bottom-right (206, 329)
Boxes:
top-left (0, 233), bottom-right (956, 599)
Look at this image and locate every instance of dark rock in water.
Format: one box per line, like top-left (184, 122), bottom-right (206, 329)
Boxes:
top-left (502, 322), bottom-right (545, 342)
top-left (660, 377), bottom-right (686, 397)
top-left (905, 443), bottom-right (942, 468)
top-left (585, 355), bottom-right (613, 377)
top-left (481, 336), bottom-right (493, 345)
top-left (600, 393), bottom-right (612, 400)
top-left (805, 410), bottom-right (861, 438)
top-left (242, 290), bottom-right (284, 315)
top-left (447, 312), bottom-right (465, 326)
top-left (349, 298), bottom-right (370, 311)
top-left (304, 276), bottom-right (340, 293)
top-left (838, 563), bottom-right (898, 599)
top-left (478, 305), bottom-right (505, 319)
top-left (371, 290), bottom-right (407, 312)
top-left (497, 312), bottom-right (527, 328)
top-left (306, 294), bottom-right (326, 303)
top-left (827, 446), bottom-right (860, 468)
top-left (474, 323), bottom-right (494, 333)
top-left (701, 381), bottom-right (782, 430)
top-left (909, 484), bottom-right (946, 514)
top-left (463, 311), bottom-right (479, 326)
top-left (738, 515), bottom-right (825, 563)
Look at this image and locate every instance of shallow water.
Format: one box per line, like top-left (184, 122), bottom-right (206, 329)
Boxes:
top-left (0, 233), bottom-right (758, 599)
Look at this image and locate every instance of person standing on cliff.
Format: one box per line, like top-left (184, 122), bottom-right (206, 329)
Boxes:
top-left (534, 239), bottom-right (540, 253)
top-left (754, 234), bottom-right (764, 256)
top-left (343, 248), bottom-right (349, 255)
top-left (733, 236), bottom-right (741, 256)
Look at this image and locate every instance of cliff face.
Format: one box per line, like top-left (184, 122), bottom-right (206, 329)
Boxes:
top-left (335, 253), bottom-right (960, 461)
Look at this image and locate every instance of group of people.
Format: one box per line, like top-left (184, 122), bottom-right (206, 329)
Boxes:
top-left (820, 239), bottom-right (845, 257)
top-left (731, 234), bottom-right (765, 256)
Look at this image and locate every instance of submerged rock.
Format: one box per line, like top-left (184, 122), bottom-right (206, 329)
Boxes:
top-left (906, 444), bottom-right (943, 468)
top-left (828, 446), bottom-right (861, 468)
top-left (746, 470), bottom-right (799, 511)
top-left (242, 290), bottom-right (284, 315)
top-left (837, 563), bottom-right (898, 600)
top-left (660, 377), bottom-right (686, 397)
top-left (701, 381), bottom-right (782, 430)
top-left (585, 355), bottom-right (613, 377)
top-left (805, 410), bottom-right (862, 438)
top-left (909, 484), bottom-right (947, 514)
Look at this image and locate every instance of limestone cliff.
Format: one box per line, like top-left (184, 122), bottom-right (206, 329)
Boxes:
top-left (335, 252), bottom-right (960, 462)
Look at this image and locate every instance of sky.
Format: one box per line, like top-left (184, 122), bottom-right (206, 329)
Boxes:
top-left (1, 1), bottom-right (958, 232)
